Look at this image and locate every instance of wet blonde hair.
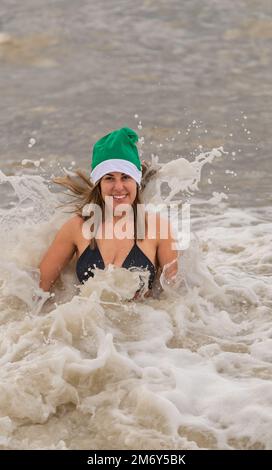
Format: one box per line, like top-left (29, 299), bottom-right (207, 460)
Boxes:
top-left (54, 162), bottom-right (156, 248)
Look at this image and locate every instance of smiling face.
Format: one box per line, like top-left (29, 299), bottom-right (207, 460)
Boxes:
top-left (100, 172), bottom-right (138, 208)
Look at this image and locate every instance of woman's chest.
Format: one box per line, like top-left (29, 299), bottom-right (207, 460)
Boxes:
top-left (77, 236), bottom-right (157, 267)
top-left (98, 238), bottom-right (157, 267)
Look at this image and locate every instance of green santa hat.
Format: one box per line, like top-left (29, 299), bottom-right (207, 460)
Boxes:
top-left (90, 127), bottom-right (142, 185)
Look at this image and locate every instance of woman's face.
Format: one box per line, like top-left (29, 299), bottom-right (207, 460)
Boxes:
top-left (100, 172), bottom-right (138, 208)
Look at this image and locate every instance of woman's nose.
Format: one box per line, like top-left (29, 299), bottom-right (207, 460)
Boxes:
top-left (113, 179), bottom-right (125, 191)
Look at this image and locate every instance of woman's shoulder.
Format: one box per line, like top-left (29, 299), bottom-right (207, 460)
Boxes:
top-left (58, 215), bottom-right (84, 238)
top-left (70, 214), bottom-right (85, 227)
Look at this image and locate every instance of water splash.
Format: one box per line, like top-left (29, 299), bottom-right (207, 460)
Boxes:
top-left (0, 147), bottom-right (271, 450)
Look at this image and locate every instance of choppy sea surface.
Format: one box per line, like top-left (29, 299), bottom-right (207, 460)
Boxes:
top-left (0, 0), bottom-right (271, 450)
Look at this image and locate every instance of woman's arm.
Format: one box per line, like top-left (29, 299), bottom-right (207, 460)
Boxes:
top-left (39, 218), bottom-right (77, 291)
top-left (156, 216), bottom-right (179, 280)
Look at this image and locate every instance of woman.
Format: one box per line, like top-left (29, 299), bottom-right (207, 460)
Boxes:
top-left (39, 127), bottom-right (178, 296)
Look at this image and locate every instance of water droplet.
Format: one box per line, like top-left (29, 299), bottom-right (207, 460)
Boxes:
top-left (28, 137), bottom-right (36, 148)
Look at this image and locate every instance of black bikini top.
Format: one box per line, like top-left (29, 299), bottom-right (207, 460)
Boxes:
top-left (76, 240), bottom-right (156, 289)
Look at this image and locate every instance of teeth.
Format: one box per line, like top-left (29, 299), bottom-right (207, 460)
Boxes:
top-left (113, 195), bottom-right (127, 199)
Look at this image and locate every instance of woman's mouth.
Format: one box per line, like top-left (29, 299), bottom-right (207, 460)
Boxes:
top-left (112, 194), bottom-right (128, 200)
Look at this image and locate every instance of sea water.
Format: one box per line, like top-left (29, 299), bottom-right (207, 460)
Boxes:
top-left (0, 147), bottom-right (271, 450)
top-left (0, 0), bottom-right (271, 450)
